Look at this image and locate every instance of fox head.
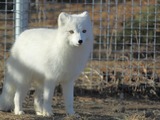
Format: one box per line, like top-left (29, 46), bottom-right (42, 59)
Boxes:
top-left (58, 11), bottom-right (93, 47)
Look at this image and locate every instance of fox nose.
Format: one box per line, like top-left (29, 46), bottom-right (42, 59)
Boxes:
top-left (78, 40), bottom-right (83, 44)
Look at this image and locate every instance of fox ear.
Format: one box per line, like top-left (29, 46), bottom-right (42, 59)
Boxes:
top-left (81, 11), bottom-right (89, 17)
top-left (58, 12), bottom-right (70, 27)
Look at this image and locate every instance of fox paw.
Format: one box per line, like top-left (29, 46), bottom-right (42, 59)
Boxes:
top-left (14, 110), bottom-right (24, 115)
top-left (36, 111), bottom-right (43, 116)
top-left (42, 110), bottom-right (53, 117)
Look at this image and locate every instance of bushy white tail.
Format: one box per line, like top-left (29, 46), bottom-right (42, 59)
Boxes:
top-left (0, 69), bottom-right (15, 111)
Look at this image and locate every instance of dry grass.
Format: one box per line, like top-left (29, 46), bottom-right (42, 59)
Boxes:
top-left (79, 60), bottom-right (160, 86)
top-left (125, 114), bottom-right (146, 120)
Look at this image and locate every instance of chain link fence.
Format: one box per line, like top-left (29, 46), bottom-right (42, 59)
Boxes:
top-left (0, 0), bottom-right (160, 98)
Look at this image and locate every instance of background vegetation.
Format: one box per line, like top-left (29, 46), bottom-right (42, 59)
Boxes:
top-left (0, 0), bottom-right (160, 100)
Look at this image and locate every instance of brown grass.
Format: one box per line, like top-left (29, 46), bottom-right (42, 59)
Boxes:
top-left (125, 114), bottom-right (146, 120)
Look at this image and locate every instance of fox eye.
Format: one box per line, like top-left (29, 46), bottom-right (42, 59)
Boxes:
top-left (69, 30), bottom-right (74, 34)
top-left (82, 30), bottom-right (87, 33)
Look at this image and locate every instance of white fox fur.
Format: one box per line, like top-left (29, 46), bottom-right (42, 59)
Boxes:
top-left (0, 11), bottom-right (93, 116)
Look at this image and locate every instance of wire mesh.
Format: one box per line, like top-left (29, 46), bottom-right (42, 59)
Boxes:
top-left (0, 0), bottom-right (160, 97)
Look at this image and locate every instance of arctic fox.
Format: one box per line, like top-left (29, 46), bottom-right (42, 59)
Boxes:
top-left (0, 11), bottom-right (93, 116)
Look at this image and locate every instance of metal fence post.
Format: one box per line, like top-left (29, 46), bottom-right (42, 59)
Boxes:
top-left (15, 0), bottom-right (29, 40)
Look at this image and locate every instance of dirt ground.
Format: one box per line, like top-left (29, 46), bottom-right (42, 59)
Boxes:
top-left (0, 90), bottom-right (160, 120)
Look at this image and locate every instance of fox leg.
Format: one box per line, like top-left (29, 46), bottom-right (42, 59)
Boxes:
top-left (34, 82), bottom-right (43, 115)
top-left (42, 80), bottom-right (55, 116)
top-left (14, 83), bottom-right (29, 115)
top-left (61, 81), bottom-right (75, 115)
